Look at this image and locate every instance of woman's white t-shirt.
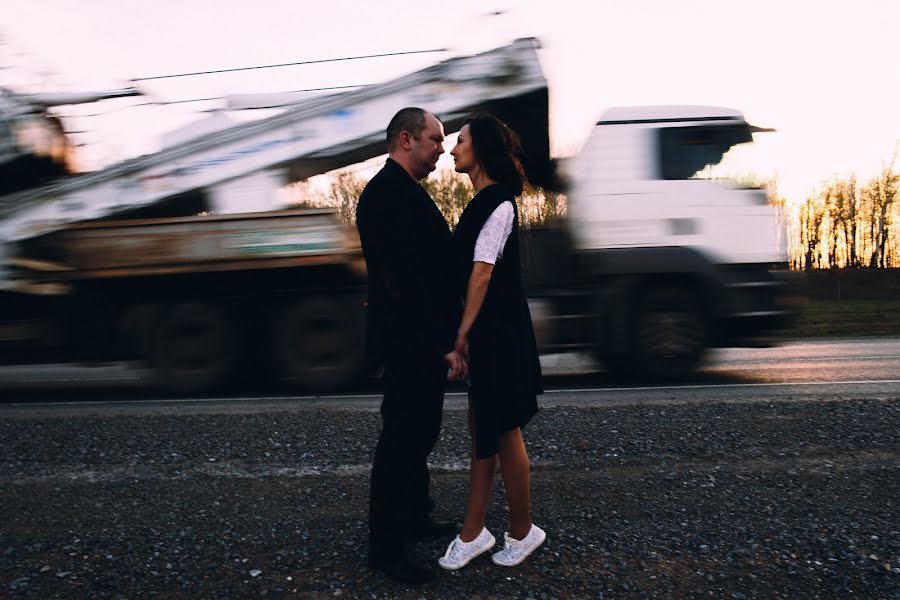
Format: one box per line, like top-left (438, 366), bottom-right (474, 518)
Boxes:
top-left (473, 201), bottom-right (514, 264)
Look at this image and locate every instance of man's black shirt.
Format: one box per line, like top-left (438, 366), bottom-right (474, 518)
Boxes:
top-left (355, 159), bottom-right (458, 365)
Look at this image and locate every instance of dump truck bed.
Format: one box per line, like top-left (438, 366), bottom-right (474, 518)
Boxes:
top-left (19, 209), bottom-right (363, 281)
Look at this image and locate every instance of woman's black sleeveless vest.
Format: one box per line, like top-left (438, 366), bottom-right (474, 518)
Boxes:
top-left (453, 183), bottom-right (542, 459)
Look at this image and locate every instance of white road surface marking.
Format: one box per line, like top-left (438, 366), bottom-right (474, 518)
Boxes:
top-left (5, 378), bottom-right (900, 408)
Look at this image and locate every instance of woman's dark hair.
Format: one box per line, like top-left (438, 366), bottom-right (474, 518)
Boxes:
top-left (465, 114), bottom-right (528, 196)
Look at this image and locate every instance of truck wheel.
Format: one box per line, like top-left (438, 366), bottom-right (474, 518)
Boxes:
top-left (151, 302), bottom-right (238, 395)
top-left (632, 285), bottom-right (706, 380)
top-left (271, 295), bottom-right (365, 392)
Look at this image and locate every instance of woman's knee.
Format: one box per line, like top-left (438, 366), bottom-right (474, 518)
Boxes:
top-left (499, 427), bottom-right (524, 447)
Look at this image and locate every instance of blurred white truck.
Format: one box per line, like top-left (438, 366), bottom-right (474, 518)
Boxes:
top-left (0, 38), bottom-right (796, 392)
top-left (525, 105), bottom-right (796, 379)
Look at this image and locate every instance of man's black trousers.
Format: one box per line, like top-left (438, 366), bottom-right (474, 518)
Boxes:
top-left (368, 358), bottom-right (447, 564)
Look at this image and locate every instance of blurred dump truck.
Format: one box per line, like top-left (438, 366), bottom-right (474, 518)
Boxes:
top-left (0, 37), bottom-right (795, 393)
top-left (0, 39), bottom-right (551, 394)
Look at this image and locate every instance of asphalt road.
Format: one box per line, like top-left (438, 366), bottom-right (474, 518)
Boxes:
top-left (1, 337), bottom-right (899, 410)
top-left (1, 337), bottom-right (898, 599)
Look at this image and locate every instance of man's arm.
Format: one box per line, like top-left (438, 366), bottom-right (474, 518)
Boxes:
top-left (357, 181), bottom-right (404, 304)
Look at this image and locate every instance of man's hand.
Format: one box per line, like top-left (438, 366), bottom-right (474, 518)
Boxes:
top-left (444, 350), bottom-right (468, 382)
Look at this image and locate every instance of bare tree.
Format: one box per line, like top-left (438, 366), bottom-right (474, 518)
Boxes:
top-left (799, 193), bottom-right (826, 269)
top-left (518, 185), bottom-right (567, 228)
top-left (326, 172), bottom-right (368, 225)
top-left (824, 175), bottom-right (860, 267)
top-left (864, 152), bottom-right (898, 268)
top-left (844, 175), bottom-right (859, 267)
top-left (421, 169), bottom-right (472, 228)
top-left (824, 185), bottom-right (840, 267)
top-left (538, 188), bottom-right (567, 224)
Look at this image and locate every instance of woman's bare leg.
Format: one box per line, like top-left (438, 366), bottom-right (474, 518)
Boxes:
top-left (460, 399), bottom-right (497, 542)
top-left (498, 427), bottom-right (532, 540)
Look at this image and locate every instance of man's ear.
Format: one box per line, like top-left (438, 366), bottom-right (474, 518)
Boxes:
top-left (398, 131), bottom-right (413, 150)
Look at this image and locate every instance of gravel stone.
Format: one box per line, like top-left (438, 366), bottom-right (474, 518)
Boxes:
top-left (1, 397), bottom-right (897, 598)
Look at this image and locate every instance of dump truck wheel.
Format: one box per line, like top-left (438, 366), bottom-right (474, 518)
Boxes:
top-left (631, 284), bottom-right (706, 380)
top-left (271, 295), bottom-right (365, 392)
top-left (151, 302), bottom-right (238, 395)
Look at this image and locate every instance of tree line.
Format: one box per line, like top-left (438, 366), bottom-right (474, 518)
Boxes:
top-left (289, 168), bottom-right (565, 230)
top-left (291, 153), bottom-right (897, 271)
top-left (789, 154), bottom-right (898, 269)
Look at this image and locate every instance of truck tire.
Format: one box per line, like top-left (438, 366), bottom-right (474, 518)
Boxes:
top-left (151, 302), bottom-right (238, 395)
top-left (631, 284), bottom-right (706, 380)
top-left (271, 295), bottom-right (365, 392)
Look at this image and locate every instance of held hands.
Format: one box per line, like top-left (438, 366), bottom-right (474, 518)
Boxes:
top-left (444, 332), bottom-right (471, 382)
top-left (443, 331), bottom-right (471, 382)
top-left (444, 350), bottom-right (468, 382)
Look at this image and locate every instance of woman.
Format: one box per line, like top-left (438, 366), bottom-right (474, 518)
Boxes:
top-left (438, 115), bottom-right (544, 571)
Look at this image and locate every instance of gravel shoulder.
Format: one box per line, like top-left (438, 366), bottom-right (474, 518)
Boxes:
top-left (2, 397), bottom-right (898, 599)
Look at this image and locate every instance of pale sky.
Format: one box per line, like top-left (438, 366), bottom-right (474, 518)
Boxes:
top-left (3, 0), bottom-right (898, 201)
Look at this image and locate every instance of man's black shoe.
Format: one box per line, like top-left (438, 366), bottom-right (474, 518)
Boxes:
top-left (408, 517), bottom-right (456, 540)
top-left (370, 554), bottom-right (437, 584)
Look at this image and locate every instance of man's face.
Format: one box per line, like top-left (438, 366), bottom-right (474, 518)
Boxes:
top-left (409, 113), bottom-right (445, 180)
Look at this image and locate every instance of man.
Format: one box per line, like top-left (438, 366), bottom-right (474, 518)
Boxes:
top-left (355, 107), bottom-right (464, 583)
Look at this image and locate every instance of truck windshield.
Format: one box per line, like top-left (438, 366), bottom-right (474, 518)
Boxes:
top-left (658, 123), bottom-right (754, 180)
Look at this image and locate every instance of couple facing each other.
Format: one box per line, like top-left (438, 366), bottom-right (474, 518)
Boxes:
top-left (355, 107), bottom-right (544, 584)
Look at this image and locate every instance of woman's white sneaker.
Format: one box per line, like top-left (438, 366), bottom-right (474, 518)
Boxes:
top-left (491, 524), bottom-right (546, 567)
top-left (437, 527), bottom-right (496, 570)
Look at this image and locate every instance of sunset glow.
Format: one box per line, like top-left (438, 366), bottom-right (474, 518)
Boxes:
top-left (3, 0), bottom-right (897, 203)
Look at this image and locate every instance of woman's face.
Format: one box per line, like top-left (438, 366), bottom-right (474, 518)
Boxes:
top-left (450, 124), bottom-right (477, 174)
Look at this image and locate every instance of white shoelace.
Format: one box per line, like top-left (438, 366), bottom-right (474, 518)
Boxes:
top-left (444, 533), bottom-right (484, 562)
top-left (444, 536), bottom-right (478, 563)
top-left (500, 534), bottom-right (522, 556)
top-left (444, 537), bottom-right (468, 562)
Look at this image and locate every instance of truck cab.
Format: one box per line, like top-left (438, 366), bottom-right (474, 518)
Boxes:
top-left (532, 106), bottom-right (796, 379)
top-left (568, 106), bottom-right (784, 264)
